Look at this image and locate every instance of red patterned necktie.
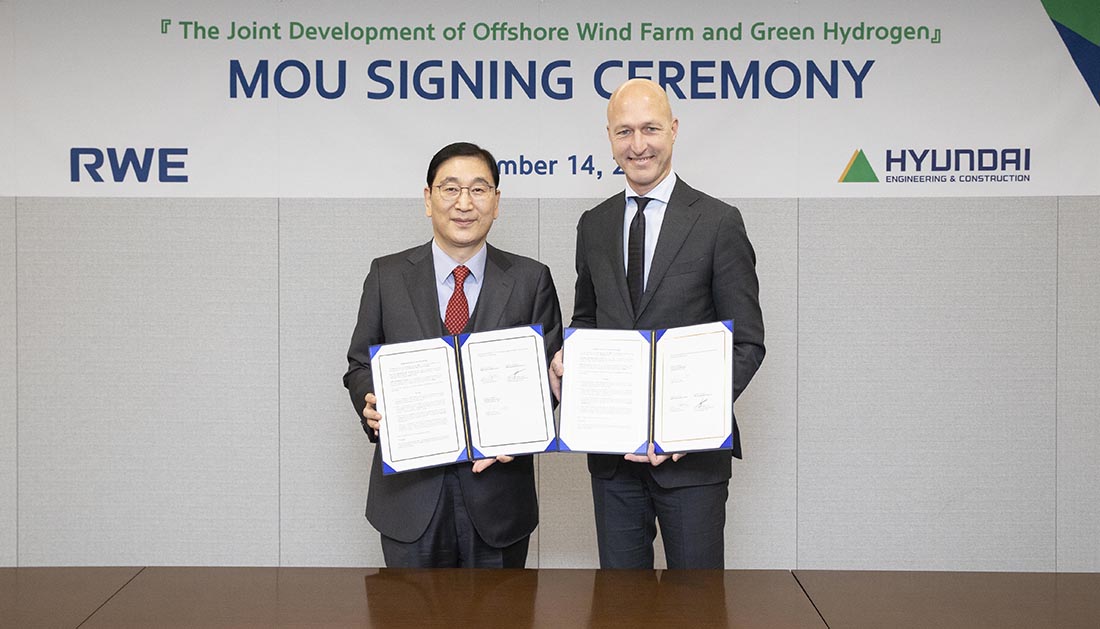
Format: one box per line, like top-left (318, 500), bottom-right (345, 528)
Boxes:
top-left (444, 265), bottom-right (470, 335)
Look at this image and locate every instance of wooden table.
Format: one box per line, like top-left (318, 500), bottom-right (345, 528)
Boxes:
top-left (3, 567), bottom-right (1099, 628)
top-left (794, 570), bottom-right (1100, 629)
top-left (0, 567), bottom-right (141, 628)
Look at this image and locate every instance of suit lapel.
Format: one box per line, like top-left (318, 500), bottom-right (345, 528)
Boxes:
top-left (592, 193), bottom-right (634, 318)
top-left (403, 242), bottom-right (445, 337)
top-left (469, 244), bottom-right (514, 332)
top-left (636, 179), bottom-right (702, 319)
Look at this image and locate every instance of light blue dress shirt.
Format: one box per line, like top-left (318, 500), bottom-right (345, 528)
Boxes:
top-left (431, 240), bottom-right (487, 322)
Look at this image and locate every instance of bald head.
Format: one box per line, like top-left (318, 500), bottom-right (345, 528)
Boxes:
top-left (606, 79), bottom-right (678, 195)
top-left (607, 78), bottom-right (675, 123)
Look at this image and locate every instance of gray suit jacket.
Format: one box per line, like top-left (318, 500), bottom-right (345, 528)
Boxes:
top-left (572, 178), bottom-right (765, 487)
top-left (345, 241), bottom-right (563, 546)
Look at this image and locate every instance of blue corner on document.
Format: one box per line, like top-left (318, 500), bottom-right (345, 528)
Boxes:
top-left (563, 327), bottom-right (577, 340)
top-left (382, 461), bottom-right (398, 475)
top-left (720, 434), bottom-right (734, 449)
top-left (369, 344), bottom-right (382, 359)
top-left (632, 442), bottom-right (648, 456)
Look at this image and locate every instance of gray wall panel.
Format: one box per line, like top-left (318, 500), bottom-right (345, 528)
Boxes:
top-left (0, 199), bottom-right (14, 565)
top-left (1057, 196), bottom-right (1100, 571)
top-left (537, 199), bottom-right (601, 568)
top-left (798, 197), bottom-right (1057, 571)
top-left (17, 198), bottom-right (279, 566)
top-left (534, 454), bottom-right (598, 568)
top-left (489, 198), bottom-right (541, 260)
top-left (278, 199), bottom-right (542, 567)
top-left (726, 199), bottom-right (798, 568)
top-left (279, 199), bottom-right (424, 568)
top-left (537, 199), bottom-right (592, 324)
top-left (5, 191), bottom-right (1093, 570)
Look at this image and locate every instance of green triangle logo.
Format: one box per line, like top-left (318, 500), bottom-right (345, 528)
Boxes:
top-left (839, 149), bottom-right (879, 183)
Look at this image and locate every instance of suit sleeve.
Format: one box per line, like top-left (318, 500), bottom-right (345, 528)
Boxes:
top-left (570, 211), bottom-right (598, 329)
top-left (534, 264), bottom-right (564, 362)
top-left (344, 258), bottom-right (384, 441)
top-left (712, 208), bottom-right (766, 400)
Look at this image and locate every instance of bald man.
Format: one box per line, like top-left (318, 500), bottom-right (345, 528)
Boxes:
top-left (549, 79), bottom-right (765, 569)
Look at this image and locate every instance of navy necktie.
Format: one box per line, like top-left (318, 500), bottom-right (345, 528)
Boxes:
top-left (627, 196), bottom-right (651, 311)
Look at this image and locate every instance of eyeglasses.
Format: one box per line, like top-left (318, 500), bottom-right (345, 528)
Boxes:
top-left (433, 184), bottom-right (496, 201)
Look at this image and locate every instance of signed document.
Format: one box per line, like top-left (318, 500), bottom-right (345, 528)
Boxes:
top-left (558, 328), bottom-right (653, 454)
top-left (372, 337), bottom-right (466, 474)
top-left (371, 325), bottom-right (555, 474)
top-left (461, 326), bottom-right (556, 459)
top-left (652, 322), bottom-right (734, 453)
top-left (557, 321), bottom-right (734, 455)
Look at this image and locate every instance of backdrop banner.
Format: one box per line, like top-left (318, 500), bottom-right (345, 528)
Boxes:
top-left (3, 0), bottom-right (1098, 198)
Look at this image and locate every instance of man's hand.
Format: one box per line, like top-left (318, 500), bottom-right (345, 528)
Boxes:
top-left (623, 442), bottom-right (687, 466)
top-left (472, 455), bottom-right (515, 473)
top-left (549, 349), bottom-right (564, 400)
top-left (363, 393), bottom-right (382, 437)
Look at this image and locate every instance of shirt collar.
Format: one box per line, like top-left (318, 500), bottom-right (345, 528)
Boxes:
top-left (431, 240), bottom-right (488, 285)
top-left (625, 171), bottom-right (677, 206)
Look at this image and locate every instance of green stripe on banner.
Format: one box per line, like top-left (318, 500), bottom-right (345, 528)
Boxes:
top-left (1041, 0), bottom-right (1100, 47)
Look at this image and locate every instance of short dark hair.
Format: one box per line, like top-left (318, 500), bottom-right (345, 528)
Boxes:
top-left (426, 142), bottom-right (500, 188)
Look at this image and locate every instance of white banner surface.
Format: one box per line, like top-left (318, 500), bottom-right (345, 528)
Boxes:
top-left (4, 0), bottom-right (1099, 197)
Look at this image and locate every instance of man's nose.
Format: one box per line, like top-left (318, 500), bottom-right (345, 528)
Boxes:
top-left (455, 187), bottom-right (475, 209)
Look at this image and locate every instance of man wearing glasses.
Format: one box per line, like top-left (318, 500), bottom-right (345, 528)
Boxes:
top-left (345, 141), bottom-right (563, 568)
